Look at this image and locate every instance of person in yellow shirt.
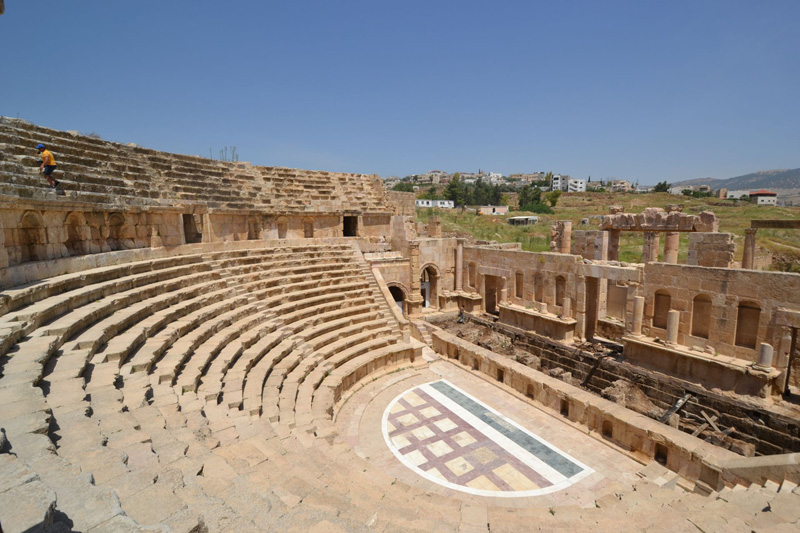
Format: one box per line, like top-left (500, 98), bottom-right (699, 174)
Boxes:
top-left (36, 143), bottom-right (60, 189)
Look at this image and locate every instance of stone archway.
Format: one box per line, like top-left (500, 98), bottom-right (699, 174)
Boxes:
top-left (303, 217), bottom-right (314, 238)
top-left (64, 212), bottom-right (89, 257)
top-left (420, 264), bottom-right (441, 309)
top-left (277, 216), bottom-right (289, 239)
top-left (106, 213), bottom-right (126, 251)
top-left (247, 216), bottom-right (262, 241)
top-left (19, 211), bottom-right (47, 263)
top-left (387, 282), bottom-right (409, 316)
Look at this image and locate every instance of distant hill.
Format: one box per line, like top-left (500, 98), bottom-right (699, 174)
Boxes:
top-left (672, 168), bottom-right (800, 191)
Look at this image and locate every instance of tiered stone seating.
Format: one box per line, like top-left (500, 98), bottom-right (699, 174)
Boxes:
top-left (0, 240), bottom-right (435, 530)
top-left (0, 117), bottom-right (392, 213)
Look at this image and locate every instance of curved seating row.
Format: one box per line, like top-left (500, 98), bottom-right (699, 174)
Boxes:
top-left (0, 118), bottom-right (390, 212)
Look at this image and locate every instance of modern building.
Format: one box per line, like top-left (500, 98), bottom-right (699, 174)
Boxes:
top-left (551, 174), bottom-right (586, 193)
top-left (415, 199), bottom-right (454, 209)
top-left (477, 205), bottom-right (509, 215)
top-left (749, 190), bottom-right (778, 206)
top-left (567, 178), bottom-right (586, 193)
top-left (610, 180), bottom-right (633, 193)
top-left (726, 190), bottom-right (751, 200)
top-left (550, 174), bottom-right (567, 191)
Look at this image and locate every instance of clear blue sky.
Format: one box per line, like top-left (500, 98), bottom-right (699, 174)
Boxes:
top-left (2, 1), bottom-right (798, 184)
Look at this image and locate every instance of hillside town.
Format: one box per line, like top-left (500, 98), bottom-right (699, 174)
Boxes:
top-left (388, 169), bottom-right (785, 208)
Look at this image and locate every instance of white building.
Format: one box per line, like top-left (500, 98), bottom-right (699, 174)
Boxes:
top-left (749, 190), bottom-right (778, 206)
top-left (567, 178), bottom-right (586, 193)
top-left (551, 174), bottom-right (586, 192)
top-left (550, 174), bottom-right (566, 191)
top-left (415, 199), bottom-right (454, 209)
top-left (726, 189), bottom-right (751, 200)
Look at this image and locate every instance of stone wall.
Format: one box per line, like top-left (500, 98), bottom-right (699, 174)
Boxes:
top-left (462, 246), bottom-right (582, 315)
top-left (572, 230), bottom-right (609, 260)
top-left (688, 232), bottom-right (735, 268)
top-left (386, 191), bottom-right (416, 216)
top-left (642, 263), bottom-right (800, 364)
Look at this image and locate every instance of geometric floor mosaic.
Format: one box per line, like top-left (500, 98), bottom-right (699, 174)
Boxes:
top-left (382, 380), bottom-right (594, 497)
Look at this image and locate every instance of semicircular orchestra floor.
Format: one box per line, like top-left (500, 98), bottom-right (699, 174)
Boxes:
top-left (337, 359), bottom-right (644, 509)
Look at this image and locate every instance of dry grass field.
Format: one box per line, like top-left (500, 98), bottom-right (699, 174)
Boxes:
top-left (417, 192), bottom-right (800, 268)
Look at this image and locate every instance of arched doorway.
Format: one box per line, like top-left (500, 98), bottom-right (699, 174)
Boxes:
top-left (388, 284), bottom-right (407, 316)
top-left (420, 265), bottom-right (440, 309)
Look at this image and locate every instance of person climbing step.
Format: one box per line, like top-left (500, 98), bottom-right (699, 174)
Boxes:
top-left (36, 143), bottom-right (61, 189)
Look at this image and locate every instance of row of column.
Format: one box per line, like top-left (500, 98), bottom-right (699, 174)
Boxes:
top-left (641, 231), bottom-right (680, 264)
top-left (607, 229), bottom-right (681, 264)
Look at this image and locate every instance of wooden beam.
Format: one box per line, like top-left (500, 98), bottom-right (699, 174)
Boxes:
top-left (701, 411), bottom-right (721, 433)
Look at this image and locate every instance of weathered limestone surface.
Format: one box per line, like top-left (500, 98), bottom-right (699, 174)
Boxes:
top-left (688, 232), bottom-right (735, 268)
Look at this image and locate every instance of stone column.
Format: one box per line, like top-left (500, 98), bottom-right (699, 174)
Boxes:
top-left (455, 239), bottom-right (464, 291)
top-left (743, 228), bottom-right (758, 270)
top-left (406, 241), bottom-right (424, 315)
top-left (608, 230), bottom-right (621, 261)
top-left (575, 276), bottom-right (587, 341)
top-left (632, 296), bottom-right (645, 336)
top-left (559, 221), bottom-right (572, 254)
top-left (663, 231), bottom-right (680, 264)
top-left (642, 232), bottom-right (660, 263)
top-left (757, 343), bottom-right (774, 368)
top-left (666, 310), bottom-right (680, 344)
top-left (594, 231), bottom-right (609, 261)
top-left (428, 216), bottom-right (442, 238)
top-left (562, 297), bottom-right (572, 318)
top-left (498, 277), bottom-right (508, 306)
top-left (202, 214), bottom-right (213, 243)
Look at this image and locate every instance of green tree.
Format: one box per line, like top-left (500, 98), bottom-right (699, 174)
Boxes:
top-left (392, 182), bottom-right (414, 192)
top-left (519, 184), bottom-right (542, 207)
top-left (491, 184), bottom-right (502, 205)
top-left (544, 189), bottom-right (562, 207)
top-left (472, 177), bottom-right (492, 205)
top-left (443, 175), bottom-right (468, 207)
top-left (653, 181), bottom-right (670, 192)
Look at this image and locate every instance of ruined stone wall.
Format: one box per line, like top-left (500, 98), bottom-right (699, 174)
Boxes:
top-left (688, 233), bottom-right (735, 268)
top-left (386, 191), bottom-right (416, 216)
top-left (572, 230), bottom-right (609, 260)
top-left (419, 237), bottom-right (458, 296)
top-left (642, 263), bottom-right (800, 364)
top-left (462, 246), bottom-right (582, 315)
top-left (359, 214), bottom-right (393, 241)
